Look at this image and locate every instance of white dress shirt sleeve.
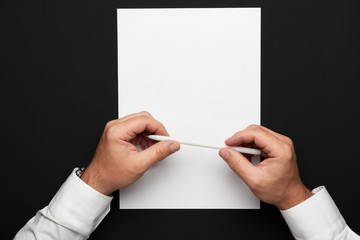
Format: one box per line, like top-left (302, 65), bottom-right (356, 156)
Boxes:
top-left (281, 186), bottom-right (359, 240)
top-left (14, 168), bottom-right (113, 240)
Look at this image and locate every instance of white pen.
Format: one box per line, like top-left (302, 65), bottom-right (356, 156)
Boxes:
top-left (147, 135), bottom-right (261, 155)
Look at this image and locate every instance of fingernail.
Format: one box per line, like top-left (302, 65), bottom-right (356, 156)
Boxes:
top-left (169, 143), bottom-right (180, 153)
top-left (219, 150), bottom-right (230, 160)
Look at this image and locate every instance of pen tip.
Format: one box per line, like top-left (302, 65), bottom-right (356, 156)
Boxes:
top-left (147, 135), bottom-right (157, 140)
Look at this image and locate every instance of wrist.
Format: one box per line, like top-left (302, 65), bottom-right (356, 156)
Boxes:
top-left (80, 165), bottom-right (114, 196)
top-left (276, 185), bottom-right (313, 210)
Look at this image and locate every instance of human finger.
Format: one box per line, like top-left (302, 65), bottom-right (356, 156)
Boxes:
top-left (105, 111), bottom-right (155, 128)
top-left (225, 126), bottom-right (283, 158)
top-left (137, 140), bottom-right (180, 170)
top-left (117, 115), bottom-right (169, 141)
top-left (219, 148), bottom-right (258, 184)
top-left (249, 125), bottom-right (293, 145)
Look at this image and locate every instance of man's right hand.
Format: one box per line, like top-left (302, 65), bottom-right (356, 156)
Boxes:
top-left (219, 125), bottom-right (313, 210)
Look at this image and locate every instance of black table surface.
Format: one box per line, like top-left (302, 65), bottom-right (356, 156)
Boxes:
top-left (2, 0), bottom-right (359, 239)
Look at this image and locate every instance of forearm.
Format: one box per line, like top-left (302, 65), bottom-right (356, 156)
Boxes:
top-left (14, 207), bottom-right (84, 240)
top-left (14, 168), bottom-right (113, 240)
top-left (281, 186), bottom-right (359, 240)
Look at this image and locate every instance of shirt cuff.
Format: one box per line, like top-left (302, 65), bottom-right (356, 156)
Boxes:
top-left (47, 168), bottom-right (113, 237)
top-left (280, 186), bottom-right (347, 240)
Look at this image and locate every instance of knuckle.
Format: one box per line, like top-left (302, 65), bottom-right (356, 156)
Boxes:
top-left (104, 124), bottom-right (119, 140)
top-left (247, 124), bottom-right (258, 129)
top-left (155, 147), bottom-right (168, 160)
top-left (230, 155), bottom-right (244, 173)
top-left (282, 143), bottom-right (294, 158)
top-left (231, 159), bottom-right (242, 173)
top-left (284, 142), bottom-right (293, 152)
top-left (250, 125), bottom-right (262, 134)
top-left (140, 111), bottom-right (151, 117)
top-left (138, 115), bottom-right (150, 122)
top-left (105, 120), bottom-right (115, 129)
top-left (285, 136), bottom-right (293, 145)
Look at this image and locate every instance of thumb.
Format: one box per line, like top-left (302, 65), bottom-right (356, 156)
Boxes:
top-left (219, 148), bottom-right (257, 183)
top-left (138, 141), bottom-right (180, 169)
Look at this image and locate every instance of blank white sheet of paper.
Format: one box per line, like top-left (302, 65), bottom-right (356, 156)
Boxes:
top-left (117, 8), bottom-right (261, 209)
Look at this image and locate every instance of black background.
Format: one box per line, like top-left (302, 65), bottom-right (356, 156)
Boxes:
top-left (2, 0), bottom-right (360, 239)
